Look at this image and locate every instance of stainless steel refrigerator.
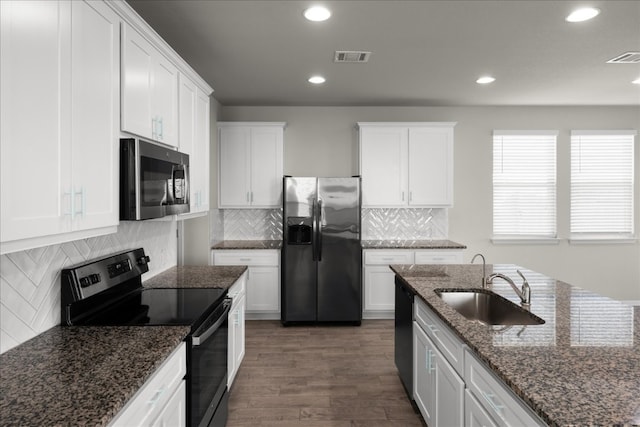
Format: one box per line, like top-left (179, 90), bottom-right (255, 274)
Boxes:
top-left (282, 177), bottom-right (362, 324)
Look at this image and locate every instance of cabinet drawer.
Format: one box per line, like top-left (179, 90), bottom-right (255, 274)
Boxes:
top-left (212, 250), bottom-right (279, 266)
top-left (465, 349), bottom-right (545, 427)
top-left (414, 250), bottom-right (463, 264)
top-left (110, 342), bottom-right (186, 426)
top-left (414, 298), bottom-right (465, 376)
top-left (364, 250), bottom-right (414, 265)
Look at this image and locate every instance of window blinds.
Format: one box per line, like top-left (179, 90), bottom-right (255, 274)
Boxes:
top-left (493, 131), bottom-right (557, 238)
top-left (570, 131), bottom-right (636, 238)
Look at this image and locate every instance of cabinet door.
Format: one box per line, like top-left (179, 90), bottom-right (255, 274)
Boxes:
top-left (227, 305), bottom-right (238, 387)
top-left (465, 389), bottom-right (499, 427)
top-left (364, 265), bottom-right (396, 311)
top-left (408, 127), bottom-right (453, 207)
top-left (178, 75), bottom-right (196, 157)
top-left (70, 0), bottom-right (119, 232)
top-left (414, 321), bottom-right (435, 426)
top-left (433, 343), bottom-right (465, 427)
top-left (218, 127), bottom-right (250, 207)
top-left (192, 88), bottom-right (210, 212)
top-left (151, 380), bottom-right (186, 427)
top-left (249, 126), bottom-right (283, 207)
top-left (1, 0), bottom-right (72, 243)
top-left (360, 126), bottom-right (408, 207)
top-left (246, 266), bottom-right (279, 312)
top-left (152, 53), bottom-right (179, 146)
top-left (121, 24), bottom-right (153, 139)
top-left (233, 294), bottom-right (246, 382)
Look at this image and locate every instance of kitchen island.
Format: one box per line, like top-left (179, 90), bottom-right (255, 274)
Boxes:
top-left (392, 263), bottom-right (640, 426)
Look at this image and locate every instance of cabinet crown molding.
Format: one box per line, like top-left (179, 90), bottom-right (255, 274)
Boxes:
top-left (218, 122), bottom-right (287, 129)
top-left (357, 122), bottom-right (457, 128)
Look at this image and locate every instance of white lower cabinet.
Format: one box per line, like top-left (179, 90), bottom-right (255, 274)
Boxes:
top-left (465, 389), bottom-right (499, 427)
top-left (227, 273), bottom-right (247, 387)
top-left (465, 348), bottom-right (546, 427)
top-left (413, 299), bottom-right (465, 427)
top-left (363, 249), bottom-right (463, 318)
top-left (110, 343), bottom-right (186, 427)
top-left (412, 298), bottom-right (546, 427)
top-left (211, 250), bottom-right (280, 319)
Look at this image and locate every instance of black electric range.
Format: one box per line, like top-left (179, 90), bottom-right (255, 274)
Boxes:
top-left (61, 248), bottom-right (230, 427)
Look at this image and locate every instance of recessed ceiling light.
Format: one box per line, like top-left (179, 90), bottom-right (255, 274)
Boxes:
top-left (476, 76), bottom-right (495, 84)
top-left (565, 7), bottom-right (600, 23)
top-left (632, 77), bottom-right (640, 85)
top-left (308, 75), bottom-right (326, 84)
top-left (304, 6), bottom-right (331, 22)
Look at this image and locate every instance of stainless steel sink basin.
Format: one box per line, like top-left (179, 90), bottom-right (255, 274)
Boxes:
top-left (434, 288), bottom-right (545, 325)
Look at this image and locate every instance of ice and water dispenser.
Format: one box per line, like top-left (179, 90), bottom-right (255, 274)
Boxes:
top-left (287, 217), bottom-right (312, 245)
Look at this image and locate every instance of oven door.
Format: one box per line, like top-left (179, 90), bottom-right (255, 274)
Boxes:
top-left (190, 298), bottom-right (231, 427)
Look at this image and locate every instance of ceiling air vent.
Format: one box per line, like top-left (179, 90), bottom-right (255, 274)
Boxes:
top-left (606, 52), bottom-right (640, 64)
top-left (334, 51), bottom-right (371, 63)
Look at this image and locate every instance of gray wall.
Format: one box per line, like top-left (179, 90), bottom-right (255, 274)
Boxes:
top-left (191, 105), bottom-right (640, 301)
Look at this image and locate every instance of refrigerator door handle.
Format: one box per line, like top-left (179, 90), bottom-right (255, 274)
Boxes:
top-left (317, 198), bottom-right (323, 262)
top-left (312, 199), bottom-right (318, 261)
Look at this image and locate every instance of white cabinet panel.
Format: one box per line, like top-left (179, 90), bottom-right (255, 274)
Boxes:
top-left (1, 0), bottom-right (119, 253)
top-left (121, 23), bottom-right (178, 146)
top-left (178, 75), bottom-right (210, 214)
top-left (211, 250), bottom-right (280, 317)
top-left (1, 1), bottom-right (71, 243)
top-left (465, 389), bottom-right (499, 427)
top-left (364, 265), bottom-right (396, 312)
top-left (363, 249), bottom-right (461, 318)
top-left (70, 0), bottom-right (120, 232)
top-left (408, 127), bottom-right (454, 207)
top-left (227, 274), bottom-right (246, 387)
top-left (218, 122), bottom-right (284, 208)
top-left (465, 349), bottom-right (546, 427)
top-left (151, 381), bottom-right (186, 427)
top-left (358, 122), bottom-right (455, 208)
top-left (414, 320), bottom-right (465, 427)
top-left (359, 126), bottom-right (407, 206)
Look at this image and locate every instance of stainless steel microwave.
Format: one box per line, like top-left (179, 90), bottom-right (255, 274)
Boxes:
top-left (120, 138), bottom-right (190, 220)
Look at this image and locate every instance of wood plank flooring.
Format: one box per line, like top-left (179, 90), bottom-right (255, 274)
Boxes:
top-left (228, 320), bottom-right (426, 426)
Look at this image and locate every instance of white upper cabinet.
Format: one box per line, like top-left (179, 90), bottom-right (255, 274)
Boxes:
top-left (218, 122), bottom-right (285, 208)
top-left (178, 75), bottom-right (210, 215)
top-left (121, 23), bottom-right (178, 147)
top-left (1, 0), bottom-right (120, 253)
top-left (358, 122), bottom-right (455, 208)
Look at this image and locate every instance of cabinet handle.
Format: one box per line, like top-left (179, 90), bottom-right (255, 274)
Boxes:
top-left (401, 191), bottom-right (405, 201)
top-left (409, 191), bottom-right (412, 202)
top-left (427, 350), bottom-right (436, 372)
top-left (148, 388), bottom-right (166, 405)
top-left (158, 116), bottom-right (164, 140)
top-left (250, 192), bottom-right (254, 203)
top-left (481, 391), bottom-right (505, 415)
top-left (239, 258), bottom-right (251, 262)
top-left (381, 257), bottom-right (394, 262)
top-left (246, 192), bottom-right (250, 202)
top-left (77, 187), bottom-right (85, 218)
top-left (427, 324), bottom-right (439, 334)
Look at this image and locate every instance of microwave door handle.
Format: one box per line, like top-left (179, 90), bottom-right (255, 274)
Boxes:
top-left (192, 300), bottom-right (231, 346)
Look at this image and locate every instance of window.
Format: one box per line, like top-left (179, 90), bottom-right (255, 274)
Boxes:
top-left (570, 131), bottom-right (636, 241)
top-left (492, 131), bottom-right (557, 241)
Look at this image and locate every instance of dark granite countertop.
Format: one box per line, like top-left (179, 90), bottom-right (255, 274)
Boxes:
top-left (211, 240), bottom-right (282, 250)
top-left (0, 325), bottom-right (189, 426)
top-left (361, 239), bottom-right (466, 249)
top-left (143, 265), bottom-right (247, 290)
top-left (391, 263), bottom-right (640, 427)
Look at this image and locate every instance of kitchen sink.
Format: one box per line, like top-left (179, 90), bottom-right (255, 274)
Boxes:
top-left (434, 288), bottom-right (545, 325)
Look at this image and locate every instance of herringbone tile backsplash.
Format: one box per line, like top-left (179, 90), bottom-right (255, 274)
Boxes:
top-left (362, 208), bottom-right (447, 240)
top-left (0, 221), bottom-right (177, 354)
top-left (216, 208), bottom-right (447, 241)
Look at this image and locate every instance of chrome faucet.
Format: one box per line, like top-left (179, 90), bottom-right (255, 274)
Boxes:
top-left (470, 253), bottom-right (487, 289)
top-left (487, 270), bottom-right (531, 308)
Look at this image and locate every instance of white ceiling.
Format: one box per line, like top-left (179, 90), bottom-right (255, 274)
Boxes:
top-left (128, 0), bottom-right (640, 107)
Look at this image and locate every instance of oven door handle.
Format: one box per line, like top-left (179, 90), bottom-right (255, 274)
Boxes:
top-left (192, 299), bottom-right (231, 347)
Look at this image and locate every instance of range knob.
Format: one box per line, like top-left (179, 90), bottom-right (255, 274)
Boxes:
top-left (137, 255), bottom-right (151, 266)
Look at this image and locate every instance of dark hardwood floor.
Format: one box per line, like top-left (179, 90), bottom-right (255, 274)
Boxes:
top-left (228, 320), bottom-right (426, 426)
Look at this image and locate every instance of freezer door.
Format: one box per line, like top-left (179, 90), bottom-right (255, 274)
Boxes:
top-left (282, 177), bottom-right (317, 322)
top-left (317, 178), bottom-right (362, 322)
